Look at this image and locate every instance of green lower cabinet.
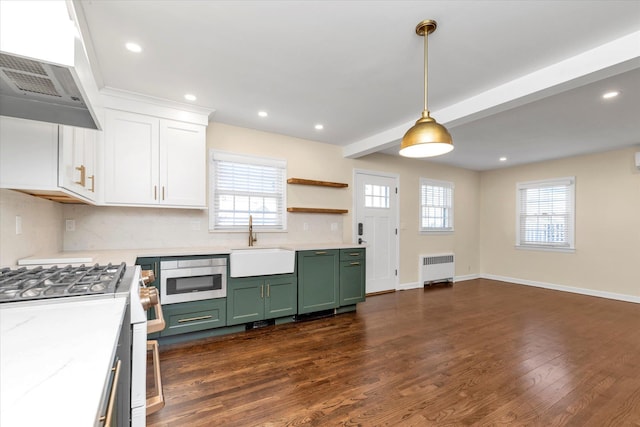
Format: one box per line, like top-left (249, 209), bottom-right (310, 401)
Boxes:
top-left (339, 249), bottom-right (366, 306)
top-left (227, 274), bottom-right (297, 326)
top-left (160, 298), bottom-right (226, 337)
top-left (297, 249), bottom-right (339, 314)
top-left (264, 276), bottom-right (298, 318)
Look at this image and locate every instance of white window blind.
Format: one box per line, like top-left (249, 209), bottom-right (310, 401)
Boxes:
top-left (209, 151), bottom-right (286, 231)
top-left (420, 178), bottom-right (454, 232)
top-left (516, 177), bottom-right (575, 249)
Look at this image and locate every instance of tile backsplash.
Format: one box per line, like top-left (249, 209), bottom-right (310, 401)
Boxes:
top-left (0, 189), bottom-right (63, 266)
top-left (0, 188), bottom-right (345, 265)
top-left (62, 204), bottom-right (344, 251)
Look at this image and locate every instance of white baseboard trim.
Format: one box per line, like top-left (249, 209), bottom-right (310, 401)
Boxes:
top-left (454, 274), bottom-right (480, 283)
top-left (397, 275), bottom-right (477, 291)
top-left (482, 274), bottom-right (640, 304)
top-left (397, 282), bottom-right (420, 291)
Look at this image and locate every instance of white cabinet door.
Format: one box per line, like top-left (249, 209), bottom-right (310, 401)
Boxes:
top-left (159, 119), bottom-right (206, 207)
top-left (104, 110), bottom-right (159, 205)
top-left (59, 126), bottom-right (98, 200)
top-left (103, 110), bottom-right (206, 207)
top-left (0, 116), bottom-right (58, 189)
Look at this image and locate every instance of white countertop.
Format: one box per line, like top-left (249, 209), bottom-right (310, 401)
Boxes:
top-left (12, 242), bottom-right (363, 268)
top-left (0, 297), bottom-right (127, 427)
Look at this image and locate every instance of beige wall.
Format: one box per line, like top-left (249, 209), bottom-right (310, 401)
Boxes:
top-left (1, 120), bottom-right (637, 300)
top-left (0, 189), bottom-right (63, 266)
top-left (208, 123), bottom-right (481, 285)
top-left (479, 147), bottom-right (640, 298)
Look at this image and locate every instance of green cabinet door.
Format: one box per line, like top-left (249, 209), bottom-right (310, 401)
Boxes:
top-left (339, 248), bottom-right (366, 306)
top-left (297, 250), bottom-right (339, 314)
top-left (264, 275), bottom-right (297, 319)
top-left (228, 274), bottom-right (297, 325)
top-left (226, 277), bottom-right (265, 325)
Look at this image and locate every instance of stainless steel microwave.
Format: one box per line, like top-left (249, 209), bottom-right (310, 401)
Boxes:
top-left (160, 257), bottom-right (227, 304)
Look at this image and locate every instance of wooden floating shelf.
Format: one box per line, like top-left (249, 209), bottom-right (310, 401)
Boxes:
top-left (287, 178), bottom-right (348, 188)
top-left (287, 207), bottom-right (348, 214)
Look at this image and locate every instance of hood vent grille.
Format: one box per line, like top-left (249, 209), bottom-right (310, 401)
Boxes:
top-left (0, 54), bottom-right (47, 76)
top-left (4, 70), bottom-right (61, 97)
top-left (0, 51), bottom-right (98, 129)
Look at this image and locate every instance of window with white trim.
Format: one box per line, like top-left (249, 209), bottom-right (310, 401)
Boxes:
top-left (516, 177), bottom-right (575, 250)
top-left (209, 150), bottom-right (287, 231)
top-left (420, 178), bottom-right (454, 232)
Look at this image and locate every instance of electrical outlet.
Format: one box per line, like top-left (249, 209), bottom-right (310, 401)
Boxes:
top-left (330, 222), bottom-right (338, 231)
top-left (15, 216), bottom-right (22, 235)
top-left (65, 219), bottom-right (75, 232)
top-left (303, 222), bottom-right (309, 231)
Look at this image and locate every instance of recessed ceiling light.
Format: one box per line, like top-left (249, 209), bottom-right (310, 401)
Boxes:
top-left (258, 111), bottom-right (268, 117)
top-left (499, 156), bottom-right (507, 162)
top-left (125, 42), bottom-right (142, 53)
top-left (602, 91), bottom-right (619, 99)
top-left (184, 94), bottom-right (197, 101)
top-left (315, 124), bottom-right (324, 130)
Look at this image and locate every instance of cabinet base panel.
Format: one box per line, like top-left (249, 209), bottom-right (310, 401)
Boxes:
top-left (275, 316), bottom-right (295, 325)
top-left (336, 305), bottom-right (357, 314)
top-left (246, 319), bottom-right (275, 330)
top-left (295, 309), bottom-right (336, 322)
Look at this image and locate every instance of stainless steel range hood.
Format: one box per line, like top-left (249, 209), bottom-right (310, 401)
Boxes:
top-left (0, 1), bottom-right (102, 130)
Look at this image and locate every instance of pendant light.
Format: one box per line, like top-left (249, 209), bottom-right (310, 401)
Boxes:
top-left (399, 20), bottom-right (453, 158)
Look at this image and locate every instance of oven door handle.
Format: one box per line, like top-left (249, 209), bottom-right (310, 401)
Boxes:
top-left (98, 359), bottom-right (121, 425)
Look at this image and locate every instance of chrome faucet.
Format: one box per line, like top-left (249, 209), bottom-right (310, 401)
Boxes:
top-left (248, 215), bottom-right (257, 246)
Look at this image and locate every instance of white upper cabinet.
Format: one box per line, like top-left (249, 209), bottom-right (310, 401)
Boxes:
top-left (103, 109), bottom-right (206, 208)
top-left (159, 119), bottom-right (206, 207)
top-left (59, 125), bottom-right (98, 200)
top-left (0, 116), bottom-right (99, 203)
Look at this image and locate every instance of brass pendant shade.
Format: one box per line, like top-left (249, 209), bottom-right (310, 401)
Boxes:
top-left (399, 20), bottom-right (453, 158)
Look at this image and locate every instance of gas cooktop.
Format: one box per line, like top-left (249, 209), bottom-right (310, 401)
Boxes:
top-left (0, 263), bottom-right (126, 303)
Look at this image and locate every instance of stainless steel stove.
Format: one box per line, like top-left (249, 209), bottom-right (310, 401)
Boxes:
top-left (0, 263), bottom-right (126, 303)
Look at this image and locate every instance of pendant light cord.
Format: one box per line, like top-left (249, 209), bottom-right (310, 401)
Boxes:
top-left (423, 29), bottom-right (429, 115)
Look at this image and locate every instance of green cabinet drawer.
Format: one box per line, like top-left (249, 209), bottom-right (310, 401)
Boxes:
top-left (297, 249), bottom-right (339, 314)
top-left (340, 248), bottom-right (364, 261)
top-left (161, 299), bottom-right (226, 336)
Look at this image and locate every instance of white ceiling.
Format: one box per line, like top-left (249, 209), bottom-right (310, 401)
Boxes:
top-left (75, 0), bottom-right (640, 171)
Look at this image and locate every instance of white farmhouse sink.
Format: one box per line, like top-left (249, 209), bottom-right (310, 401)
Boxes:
top-left (229, 248), bottom-right (296, 278)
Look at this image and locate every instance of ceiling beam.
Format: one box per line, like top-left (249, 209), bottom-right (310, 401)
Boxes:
top-left (343, 31), bottom-right (640, 159)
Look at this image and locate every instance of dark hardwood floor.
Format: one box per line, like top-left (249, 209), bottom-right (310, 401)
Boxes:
top-left (146, 279), bottom-right (640, 426)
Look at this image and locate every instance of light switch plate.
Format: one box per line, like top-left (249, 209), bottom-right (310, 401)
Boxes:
top-left (65, 219), bottom-right (75, 232)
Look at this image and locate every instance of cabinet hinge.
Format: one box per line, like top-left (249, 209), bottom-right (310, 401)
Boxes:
top-left (395, 187), bottom-right (398, 194)
top-left (395, 228), bottom-right (398, 235)
top-left (395, 269), bottom-right (398, 276)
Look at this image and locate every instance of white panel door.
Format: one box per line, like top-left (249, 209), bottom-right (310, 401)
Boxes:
top-left (354, 171), bottom-right (399, 294)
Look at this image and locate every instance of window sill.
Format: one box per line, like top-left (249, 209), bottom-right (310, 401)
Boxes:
top-left (515, 245), bottom-right (575, 254)
top-left (420, 229), bottom-right (454, 234)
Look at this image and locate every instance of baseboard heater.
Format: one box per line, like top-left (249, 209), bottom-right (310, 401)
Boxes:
top-left (419, 253), bottom-right (455, 286)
